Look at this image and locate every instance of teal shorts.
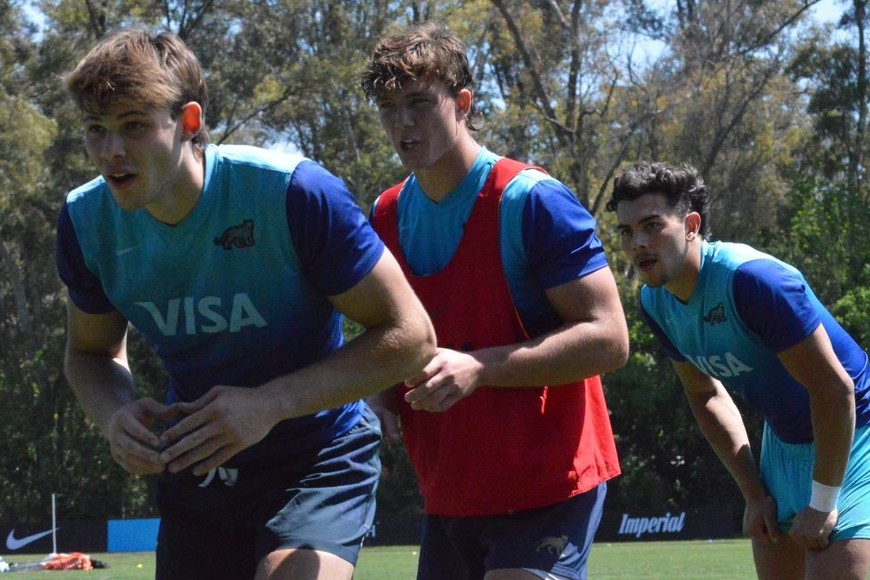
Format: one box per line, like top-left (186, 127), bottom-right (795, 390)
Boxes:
top-left (760, 423), bottom-right (870, 541)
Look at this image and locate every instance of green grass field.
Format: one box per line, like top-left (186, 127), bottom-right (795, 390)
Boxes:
top-left (1, 539), bottom-right (759, 578)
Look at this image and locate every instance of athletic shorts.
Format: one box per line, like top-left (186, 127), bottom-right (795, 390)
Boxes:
top-left (416, 483), bottom-right (607, 580)
top-left (760, 422), bottom-right (870, 541)
top-left (154, 405), bottom-right (381, 580)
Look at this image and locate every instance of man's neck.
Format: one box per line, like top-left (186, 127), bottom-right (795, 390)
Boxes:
top-left (415, 140), bottom-right (482, 203)
top-left (147, 146), bottom-right (206, 225)
top-left (665, 240), bottom-right (704, 303)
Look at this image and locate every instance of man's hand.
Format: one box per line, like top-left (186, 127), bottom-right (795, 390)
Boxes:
top-left (790, 506), bottom-right (837, 550)
top-left (742, 494), bottom-right (782, 545)
top-left (106, 398), bottom-right (178, 475)
top-left (158, 386), bottom-right (279, 476)
top-left (404, 348), bottom-right (484, 412)
top-left (366, 388), bottom-right (402, 442)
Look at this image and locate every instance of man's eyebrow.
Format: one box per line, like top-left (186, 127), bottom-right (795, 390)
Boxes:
top-left (386, 89), bottom-right (425, 100)
top-left (617, 214), bottom-right (662, 229)
top-left (83, 109), bottom-right (150, 121)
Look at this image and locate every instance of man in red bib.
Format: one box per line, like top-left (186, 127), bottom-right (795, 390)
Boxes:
top-left (361, 22), bottom-right (629, 580)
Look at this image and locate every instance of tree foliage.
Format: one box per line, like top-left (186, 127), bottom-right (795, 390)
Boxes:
top-left (1, 0), bottom-right (867, 522)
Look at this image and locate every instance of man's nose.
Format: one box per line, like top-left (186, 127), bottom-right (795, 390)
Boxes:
top-left (624, 230), bottom-right (648, 251)
top-left (101, 132), bottom-right (126, 159)
top-left (396, 106), bottom-right (414, 127)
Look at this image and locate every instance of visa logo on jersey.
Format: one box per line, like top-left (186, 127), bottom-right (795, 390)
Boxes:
top-left (689, 352), bottom-right (753, 378)
top-left (134, 293), bottom-right (267, 336)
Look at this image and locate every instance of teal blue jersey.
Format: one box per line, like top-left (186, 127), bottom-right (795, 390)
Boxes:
top-left (641, 241), bottom-right (870, 443)
top-left (57, 144), bottom-right (384, 465)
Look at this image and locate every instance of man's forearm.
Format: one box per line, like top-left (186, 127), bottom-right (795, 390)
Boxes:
top-left (690, 390), bottom-right (768, 501)
top-left (471, 318), bottom-right (629, 389)
top-left (810, 387), bottom-right (855, 488)
top-left (260, 319), bottom-right (435, 421)
top-left (65, 349), bottom-right (136, 436)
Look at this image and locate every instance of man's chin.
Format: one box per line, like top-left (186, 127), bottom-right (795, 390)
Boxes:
top-left (640, 275), bottom-right (665, 288)
top-left (108, 191), bottom-right (144, 212)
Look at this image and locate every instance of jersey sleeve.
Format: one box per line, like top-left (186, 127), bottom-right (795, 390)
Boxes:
top-left (732, 259), bottom-right (821, 352)
top-left (521, 177), bottom-right (608, 289)
top-left (55, 203), bottom-right (116, 314)
top-left (640, 302), bottom-right (687, 361)
top-left (286, 160), bottom-right (385, 296)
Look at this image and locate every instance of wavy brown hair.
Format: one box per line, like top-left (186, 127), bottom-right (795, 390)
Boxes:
top-left (65, 29), bottom-right (209, 147)
top-left (359, 21), bottom-right (482, 131)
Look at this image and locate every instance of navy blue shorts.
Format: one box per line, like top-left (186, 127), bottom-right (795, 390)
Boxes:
top-left (416, 483), bottom-right (607, 580)
top-left (155, 406), bottom-right (381, 580)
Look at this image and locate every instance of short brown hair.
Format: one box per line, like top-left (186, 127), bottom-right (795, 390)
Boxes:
top-left (65, 29), bottom-right (209, 146)
top-left (359, 21), bottom-right (482, 131)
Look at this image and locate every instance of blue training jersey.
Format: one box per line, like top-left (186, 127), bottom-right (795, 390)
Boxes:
top-left (56, 144), bottom-right (385, 465)
top-left (372, 147), bottom-right (609, 338)
top-left (641, 240), bottom-right (870, 443)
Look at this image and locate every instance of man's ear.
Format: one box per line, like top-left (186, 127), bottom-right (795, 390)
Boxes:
top-left (180, 102), bottom-right (203, 140)
top-left (685, 212), bottom-right (702, 240)
top-left (456, 88), bottom-right (473, 117)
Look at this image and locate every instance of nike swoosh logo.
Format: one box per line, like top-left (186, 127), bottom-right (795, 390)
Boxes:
top-left (116, 246), bottom-right (140, 257)
top-left (6, 528), bottom-right (58, 551)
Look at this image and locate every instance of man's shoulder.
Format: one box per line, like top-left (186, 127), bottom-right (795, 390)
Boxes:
top-left (500, 164), bottom-right (569, 205)
top-left (214, 144), bottom-right (309, 175)
top-left (706, 241), bottom-right (802, 283)
top-left (493, 154), bottom-right (554, 185)
top-left (706, 240), bottom-right (774, 267)
top-left (211, 144), bottom-right (347, 202)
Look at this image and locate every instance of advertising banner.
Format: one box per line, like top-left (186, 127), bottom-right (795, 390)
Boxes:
top-left (108, 519), bottom-right (160, 552)
top-left (595, 505), bottom-right (740, 542)
top-left (0, 521), bottom-right (106, 555)
top-left (0, 504), bottom-right (741, 556)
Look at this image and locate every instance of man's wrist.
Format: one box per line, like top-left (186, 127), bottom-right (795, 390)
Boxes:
top-left (809, 480), bottom-right (840, 512)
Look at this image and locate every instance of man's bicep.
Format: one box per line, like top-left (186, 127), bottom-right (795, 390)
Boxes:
top-left (777, 324), bottom-right (853, 399)
top-left (329, 249), bottom-right (423, 330)
top-left (544, 266), bottom-right (624, 325)
top-left (66, 295), bottom-right (129, 358)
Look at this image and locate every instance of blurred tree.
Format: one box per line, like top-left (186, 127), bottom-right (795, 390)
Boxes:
top-left (0, 0), bottom-right (71, 522)
top-left (774, 0), bottom-right (870, 318)
top-left (789, 0), bottom-right (869, 194)
top-left (625, 0), bottom-right (817, 241)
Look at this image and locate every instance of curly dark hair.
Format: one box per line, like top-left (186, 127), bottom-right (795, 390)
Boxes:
top-left (606, 161), bottom-right (711, 238)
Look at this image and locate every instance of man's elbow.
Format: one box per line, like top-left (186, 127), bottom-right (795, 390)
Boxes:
top-left (596, 317), bottom-right (630, 374)
top-left (399, 314), bottom-right (437, 373)
top-left (383, 308), bottom-right (437, 378)
top-left (604, 331), bottom-right (630, 373)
